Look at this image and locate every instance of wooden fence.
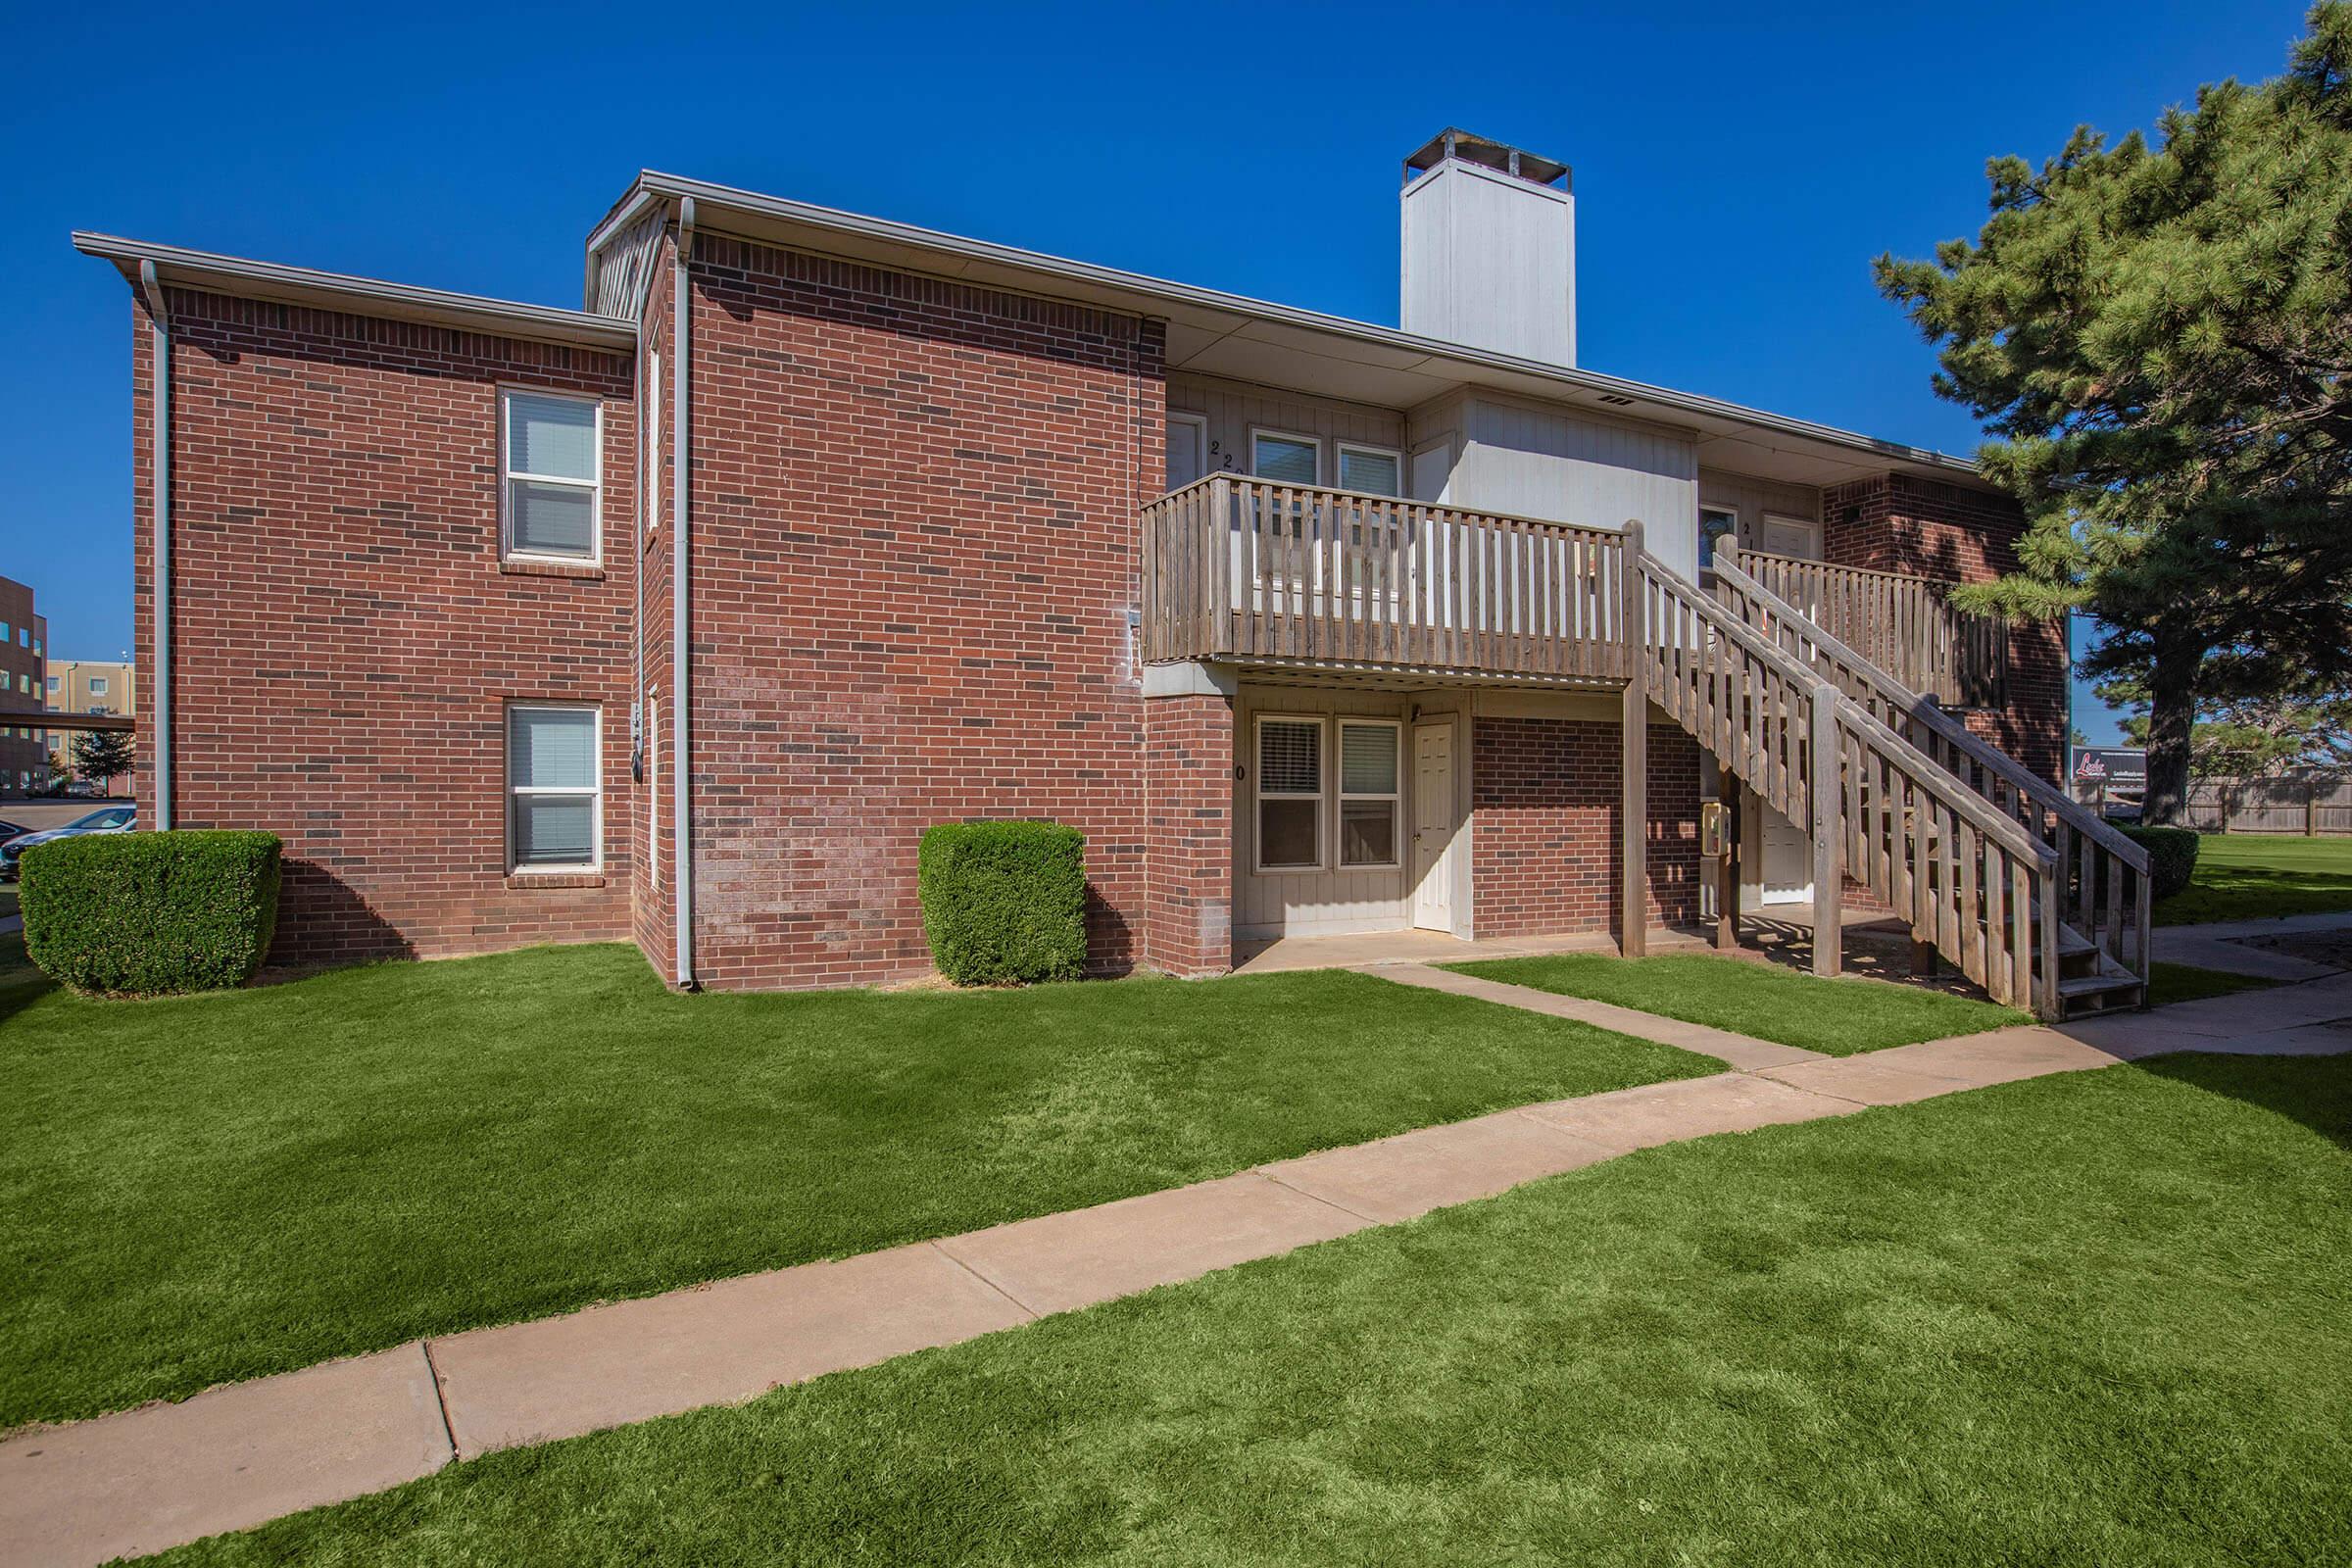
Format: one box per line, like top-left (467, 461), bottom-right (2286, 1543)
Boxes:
top-left (2074, 771), bottom-right (2352, 836)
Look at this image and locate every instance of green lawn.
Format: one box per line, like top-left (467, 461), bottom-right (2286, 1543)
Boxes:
top-left (1445, 951), bottom-right (2027, 1054)
top-left (2145, 961), bottom-right (2284, 1008)
top-left (0, 941), bottom-right (1720, 1429)
top-left (158, 1053), bottom-right (2352, 1566)
top-left (2156, 833), bottom-right (2352, 925)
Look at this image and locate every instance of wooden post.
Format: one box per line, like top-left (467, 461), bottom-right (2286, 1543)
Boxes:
top-left (1810, 680), bottom-right (1842, 977)
top-left (1620, 518), bottom-right (1648, 958)
top-left (2308, 777), bottom-right (2319, 837)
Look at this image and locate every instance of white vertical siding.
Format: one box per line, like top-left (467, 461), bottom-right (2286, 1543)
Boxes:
top-left (1233, 684), bottom-right (1415, 939)
top-left (1697, 468), bottom-right (1823, 556)
top-left (1450, 397), bottom-right (1700, 578)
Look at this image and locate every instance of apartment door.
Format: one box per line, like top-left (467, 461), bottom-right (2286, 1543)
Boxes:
top-left (1758, 513), bottom-right (1821, 561)
top-left (1411, 720), bottom-right (1458, 932)
top-left (1166, 414), bottom-right (1206, 492)
top-left (1760, 806), bottom-right (1812, 906)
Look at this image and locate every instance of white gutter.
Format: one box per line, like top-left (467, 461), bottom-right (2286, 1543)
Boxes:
top-left (73, 232), bottom-right (636, 352)
top-left (138, 260), bottom-right (172, 830)
top-left (670, 197), bottom-right (696, 987)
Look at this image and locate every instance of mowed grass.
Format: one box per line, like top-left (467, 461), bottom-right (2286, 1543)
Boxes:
top-left (1446, 951), bottom-right (2027, 1054)
top-left (2145, 961), bottom-right (2284, 1009)
top-left (160, 1054), bottom-right (2352, 1567)
top-left (0, 942), bottom-right (1719, 1429)
top-left (2156, 833), bottom-right (2352, 925)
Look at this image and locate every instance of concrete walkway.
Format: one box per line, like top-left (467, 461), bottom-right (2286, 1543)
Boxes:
top-left (2153, 908), bottom-right (2352, 981)
top-left (8, 974), bottom-right (2351, 1566)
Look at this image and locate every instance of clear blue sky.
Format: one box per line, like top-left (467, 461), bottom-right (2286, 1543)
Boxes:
top-left (1, 1), bottom-right (2313, 743)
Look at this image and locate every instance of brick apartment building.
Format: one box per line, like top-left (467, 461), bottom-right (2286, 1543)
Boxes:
top-left (0, 577), bottom-right (50, 797)
top-left (75, 131), bottom-right (2110, 1004)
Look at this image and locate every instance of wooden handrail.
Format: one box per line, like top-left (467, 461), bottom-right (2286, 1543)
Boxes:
top-left (1715, 552), bottom-right (2147, 873)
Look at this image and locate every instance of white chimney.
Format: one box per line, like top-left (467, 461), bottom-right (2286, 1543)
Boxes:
top-left (1399, 129), bottom-right (1576, 367)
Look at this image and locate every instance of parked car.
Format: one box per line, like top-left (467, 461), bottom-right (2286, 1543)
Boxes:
top-left (0, 818), bottom-right (31, 845)
top-left (1, 806), bottom-right (136, 881)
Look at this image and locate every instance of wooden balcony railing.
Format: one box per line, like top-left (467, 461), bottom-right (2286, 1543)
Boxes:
top-left (1737, 550), bottom-right (2009, 710)
top-left (1140, 475), bottom-right (1631, 680)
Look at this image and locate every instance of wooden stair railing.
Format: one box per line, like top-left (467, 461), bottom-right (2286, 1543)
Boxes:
top-left (1630, 542), bottom-right (2066, 1016)
top-left (1711, 546), bottom-right (2152, 1010)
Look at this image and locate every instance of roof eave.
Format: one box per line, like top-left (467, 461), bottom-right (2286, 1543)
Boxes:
top-left (72, 232), bottom-right (638, 353)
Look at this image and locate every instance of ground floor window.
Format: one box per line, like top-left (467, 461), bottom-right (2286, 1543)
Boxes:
top-left (508, 704), bottom-right (600, 871)
top-left (1338, 720), bottom-right (1401, 867)
top-left (1255, 715), bottom-right (1324, 871)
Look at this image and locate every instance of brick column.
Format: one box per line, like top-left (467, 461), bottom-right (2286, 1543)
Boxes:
top-left (1143, 690), bottom-right (1233, 977)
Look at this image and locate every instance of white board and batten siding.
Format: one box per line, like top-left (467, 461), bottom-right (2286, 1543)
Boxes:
top-left (1407, 392), bottom-right (1702, 581)
top-left (1233, 685), bottom-right (1420, 941)
top-left (1168, 374), bottom-right (1406, 489)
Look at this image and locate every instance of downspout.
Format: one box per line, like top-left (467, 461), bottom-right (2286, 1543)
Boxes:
top-left (138, 260), bottom-right (172, 830)
top-left (671, 197), bottom-right (696, 986)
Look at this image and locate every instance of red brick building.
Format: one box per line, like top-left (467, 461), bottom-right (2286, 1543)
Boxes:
top-left (75, 131), bottom-right (2092, 1000)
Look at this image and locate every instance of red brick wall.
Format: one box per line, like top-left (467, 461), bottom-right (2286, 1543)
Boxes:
top-left (1470, 714), bottom-right (1701, 939)
top-left (1821, 472), bottom-right (2067, 783)
top-left (1142, 692), bottom-right (1233, 975)
top-left (130, 289), bottom-right (639, 965)
top-left (677, 236), bottom-right (1164, 989)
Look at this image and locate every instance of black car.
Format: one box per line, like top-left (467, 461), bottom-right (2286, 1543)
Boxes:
top-left (0, 818), bottom-right (29, 843)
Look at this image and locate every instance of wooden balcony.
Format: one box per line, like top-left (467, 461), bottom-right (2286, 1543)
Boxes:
top-left (1139, 475), bottom-right (1634, 682)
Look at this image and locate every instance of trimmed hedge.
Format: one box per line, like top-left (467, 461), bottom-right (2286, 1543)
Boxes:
top-left (2120, 824), bottom-right (2200, 903)
top-left (22, 830), bottom-right (282, 997)
top-left (917, 820), bottom-right (1087, 986)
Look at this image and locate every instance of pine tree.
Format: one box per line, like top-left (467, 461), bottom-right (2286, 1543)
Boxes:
top-left (1875, 4), bottom-right (2352, 823)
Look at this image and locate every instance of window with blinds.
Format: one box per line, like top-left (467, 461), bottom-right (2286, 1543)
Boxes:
top-left (1337, 444), bottom-right (1401, 498)
top-left (1251, 431), bottom-right (1319, 485)
top-left (503, 389), bottom-right (602, 563)
top-left (1338, 720), bottom-right (1400, 867)
top-left (1256, 716), bottom-right (1323, 871)
top-left (508, 705), bottom-right (601, 870)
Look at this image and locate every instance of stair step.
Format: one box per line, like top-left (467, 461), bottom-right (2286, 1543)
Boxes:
top-left (2058, 973), bottom-right (2143, 1001)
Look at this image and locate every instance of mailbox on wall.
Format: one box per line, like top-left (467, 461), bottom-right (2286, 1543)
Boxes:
top-left (1699, 800), bottom-right (1729, 859)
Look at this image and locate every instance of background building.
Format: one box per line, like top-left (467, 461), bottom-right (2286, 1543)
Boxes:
top-left (0, 576), bottom-right (49, 796)
top-left (44, 658), bottom-right (134, 795)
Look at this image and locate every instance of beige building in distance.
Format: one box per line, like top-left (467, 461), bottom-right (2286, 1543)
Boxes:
top-left (45, 658), bottom-right (134, 793)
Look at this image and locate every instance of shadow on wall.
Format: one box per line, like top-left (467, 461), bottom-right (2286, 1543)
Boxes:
top-left (1084, 883), bottom-right (1134, 978)
top-left (270, 859), bottom-right (416, 968)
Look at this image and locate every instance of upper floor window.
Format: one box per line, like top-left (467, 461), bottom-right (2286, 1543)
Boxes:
top-left (88, 676), bottom-right (108, 696)
top-left (15, 628), bottom-right (25, 648)
top-left (1337, 443), bottom-right (1401, 498)
top-left (44, 675), bottom-right (58, 693)
top-left (1251, 430), bottom-right (1319, 486)
top-left (501, 389), bottom-right (602, 564)
top-left (1699, 506), bottom-right (1739, 572)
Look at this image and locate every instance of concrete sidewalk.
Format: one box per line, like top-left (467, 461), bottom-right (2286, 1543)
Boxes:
top-left (7, 971), bottom-right (2350, 1566)
top-left (2153, 909), bottom-right (2352, 981)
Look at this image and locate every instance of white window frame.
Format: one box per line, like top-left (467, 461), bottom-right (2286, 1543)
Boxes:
top-left (87, 676), bottom-right (108, 696)
top-left (499, 386), bottom-right (604, 566)
top-left (643, 352), bottom-right (662, 535)
top-left (1252, 712), bottom-right (1326, 875)
top-left (1335, 441), bottom-right (1404, 499)
top-left (1698, 504), bottom-right (1740, 574)
top-left (644, 690), bottom-right (661, 891)
top-left (1336, 717), bottom-right (1403, 870)
top-left (506, 702), bottom-right (603, 874)
top-left (1249, 426), bottom-right (1322, 486)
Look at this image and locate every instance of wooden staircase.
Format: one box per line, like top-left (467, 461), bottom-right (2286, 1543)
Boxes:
top-left (1621, 526), bottom-right (2151, 1021)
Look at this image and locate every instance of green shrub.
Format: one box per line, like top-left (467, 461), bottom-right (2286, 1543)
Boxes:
top-left (2120, 824), bottom-right (2200, 903)
top-left (917, 820), bottom-right (1087, 986)
top-left (22, 831), bottom-right (282, 997)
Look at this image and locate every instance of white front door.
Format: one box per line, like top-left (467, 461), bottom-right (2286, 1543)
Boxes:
top-left (1166, 415), bottom-right (1206, 492)
top-left (1760, 804), bottom-right (1813, 906)
top-left (1759, 513), bottom-right (1821, 561)
top-left (1411, 720), bottom-right (1458, 932)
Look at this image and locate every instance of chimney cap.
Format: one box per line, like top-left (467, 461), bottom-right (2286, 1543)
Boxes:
top-left (1403, 129), bottom-right (1570, 191)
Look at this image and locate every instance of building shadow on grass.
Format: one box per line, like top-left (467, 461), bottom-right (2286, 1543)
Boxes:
top-left (2126, 1051), bottom-right (2352, 1152)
